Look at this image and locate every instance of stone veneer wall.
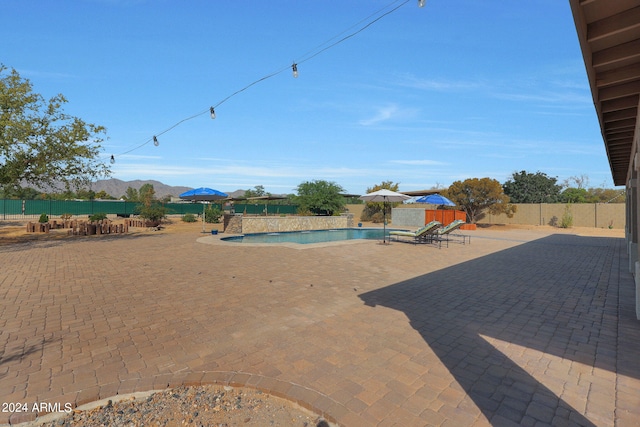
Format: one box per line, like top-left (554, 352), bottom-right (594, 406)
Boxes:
top-left (223, 214), bottom-right (243, 234)
top-left (240, 214), bottom-right (354, 234)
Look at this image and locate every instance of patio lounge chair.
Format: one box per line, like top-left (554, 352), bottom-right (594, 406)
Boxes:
top-left (433, 219), bottom-right (470, 247)
top-left (389, 220), bottom-right (442, 244)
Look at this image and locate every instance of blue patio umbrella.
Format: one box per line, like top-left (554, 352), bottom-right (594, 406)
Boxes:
top-left (179, 187), bottom-right (228, 232)
top-left (415, 194), bottom-right (455, 224)
top-left (415, 193), bottom-right (455, 206)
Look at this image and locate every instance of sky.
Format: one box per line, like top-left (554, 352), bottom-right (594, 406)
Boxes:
top-left (1, 0), bottom-right (614, 196)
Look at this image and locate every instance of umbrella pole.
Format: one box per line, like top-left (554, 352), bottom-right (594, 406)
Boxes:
top-left (383, 199), bottom-right (387, 243)
top-left (202, 203), bottom-right (206, 233)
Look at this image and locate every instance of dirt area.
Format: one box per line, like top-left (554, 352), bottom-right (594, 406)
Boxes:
top-left (0, 216), bottom-right (217, 246)
top-left (36, 385), bottom-right (331, 427)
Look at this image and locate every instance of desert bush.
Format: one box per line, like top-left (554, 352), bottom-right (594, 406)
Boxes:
top-left (370, 211), bottom-right (386, 224)
top-left (205, 206), bottom-right (222, 223)
top-left (38, 213), bottom-right (49, 223)
top-left (182, 213), bottom-right (197, 222)
top-left (137, 203), bottom-right (166, 223)
top-left (89, 212), bottom-right (107, 222)
top-left (560, 204), bottom-right (573, 228)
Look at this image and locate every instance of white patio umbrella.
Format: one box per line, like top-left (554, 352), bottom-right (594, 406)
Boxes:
top-left (359, 189), bottom-right (411, 243)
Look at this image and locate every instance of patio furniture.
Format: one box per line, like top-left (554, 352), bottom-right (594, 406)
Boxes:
top-left (434, 219), bottom-right (470, 248)
top-left (389, 220), bottom-right (442, 244)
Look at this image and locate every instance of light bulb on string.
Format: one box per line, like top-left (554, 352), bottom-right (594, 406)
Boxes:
top-left (110, 155), bottom-right (115, 164)
top-left (112, 0), bottom-right (415, 160)
top-left (418, 0), bottom-right (425, 7)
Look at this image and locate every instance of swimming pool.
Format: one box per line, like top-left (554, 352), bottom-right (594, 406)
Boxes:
top-left (221, 228), bottom-right (406, 244)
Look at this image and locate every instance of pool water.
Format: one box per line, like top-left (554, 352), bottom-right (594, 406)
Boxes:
top-left (221, 228), bottom-right (405, 244)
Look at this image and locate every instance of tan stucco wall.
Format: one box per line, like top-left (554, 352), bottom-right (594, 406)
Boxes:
top-left (479, 203), bottom-right (625, 229)
top-left (372, 203), bottom-right (625, 229)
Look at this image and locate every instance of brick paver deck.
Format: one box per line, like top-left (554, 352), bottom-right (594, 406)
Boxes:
top-left (1, 227), bottom-right (639, 426)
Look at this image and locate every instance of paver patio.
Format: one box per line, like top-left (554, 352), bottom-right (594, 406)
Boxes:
top-left (1, 226), bottom-right (639, 426)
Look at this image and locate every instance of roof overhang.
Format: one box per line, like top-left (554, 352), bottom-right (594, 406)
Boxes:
top-left (569, 0), bottom-right (640, 186)
top-left (400, 189), bottom-right (441, 197)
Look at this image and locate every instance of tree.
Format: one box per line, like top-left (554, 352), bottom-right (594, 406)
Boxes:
top-left (0, 185), bottom-right (41, 199)
top-left (561, 187), bottom-right (590, 203)
top-left (123, 186), bottom-right (139, 201)
top-left (503, 170), bottom-right (562, 203)
top-left (0, 65), bottom-right (110, 192)
top-left (138, 183), bottom-right (155, 207)
top-left (244, 185), bottom-right (268, 199)
top-left (444, 177), bottom-right (516, 223)
top-left (295, 180), bottom-right (345, 216)
top-left (361, 181), bottom-right (401, 223)
top-left (135, 184), bottom-right (166, 223)
top-left (587, 187), bottom-right (625, 203)
top-left (94, 190), bottom-right (115, 200)
top-left (75, 188), bottom-right (96, 200)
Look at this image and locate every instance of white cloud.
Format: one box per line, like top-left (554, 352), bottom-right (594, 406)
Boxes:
top-left (358, 104), bottom-right (417, 126)
top-left (389, 159), bottom-right (449, 166)
top-left (395, 74), bottom-right (484, 92)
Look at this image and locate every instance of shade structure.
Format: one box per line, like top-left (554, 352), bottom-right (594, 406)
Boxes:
top-left (415, 193), bottom-right (455, 224)
top-left (359, 189), bottom-right (411, 243)
top-left (179, 187), bottom-right (228, 233)
top-left (179, 187), bottom-right (228, 201)
top-left (415, 193), bottom-right (455, 206)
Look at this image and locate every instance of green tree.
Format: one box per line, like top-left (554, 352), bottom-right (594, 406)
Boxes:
top-left (94, 190), bottom-right (115, 200)
top-left (123, 186), bottom-right (139, 202)
top-left (444, 177), bottom-right (516, 223)
top-left (138, 183), bottom-right (155, 207)
top-left (0, 65), bottom-right (110, 192)
top-left (361, 181), bottom-right (401, 223)
top-left (244, 185), bottom-right (268, 199)
top-left (135, 184), bottom-right (166, 223)
top-left (295, 180), bottom-right (345, 216)
top-left (587, 187), bottom-right (625, 203)
top-left (75, 188), bottom-right (96, 200)
top-left (561, 187), bottom-right (591, 203)
top-left (0, 185), bottom-right (41, 199)
top-left (503, 170), bottom-right (562, 203)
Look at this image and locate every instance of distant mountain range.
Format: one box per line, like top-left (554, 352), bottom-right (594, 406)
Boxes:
top-left (91, 179), bottom-right (249, 200)
top-left (90, 179), bottom-right (192, 199)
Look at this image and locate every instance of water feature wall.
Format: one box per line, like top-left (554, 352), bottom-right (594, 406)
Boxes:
top-left (238, 214), bottom-right (354, 234)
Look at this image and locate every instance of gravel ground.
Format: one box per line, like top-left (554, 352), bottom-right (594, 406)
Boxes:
top-left (37, 385), bottom-right (332, 427)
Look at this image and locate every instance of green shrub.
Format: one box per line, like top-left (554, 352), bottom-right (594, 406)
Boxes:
top-left (560, 204), bottom-right (573, 228)
top-left (296, 208), bottom-right (313, 216)
top-left (38, 213), bottom-right (49, 223)
top-left (205, 206), bottom-right (222, 223)
top-left (137, 203), bottom-right (166, 223)
top-left (89, 212), bottom-right (107, 222)
top-left (182, 213), bottom-right (197, 223)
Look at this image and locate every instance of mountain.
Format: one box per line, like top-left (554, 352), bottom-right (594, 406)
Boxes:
top-left (92, 179), bottom-right (193, 199)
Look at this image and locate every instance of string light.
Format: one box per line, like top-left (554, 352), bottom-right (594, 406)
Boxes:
top-left (110, 0), bottom-right (418, 162)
